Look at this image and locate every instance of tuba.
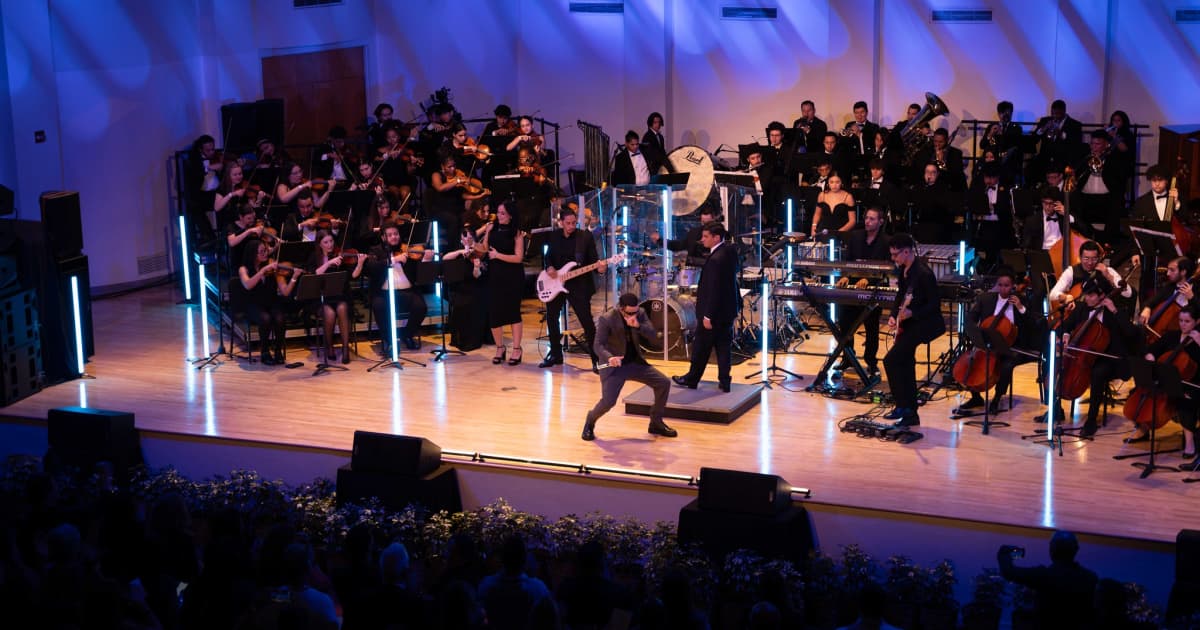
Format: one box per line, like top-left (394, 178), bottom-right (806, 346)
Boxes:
top-left (901, 92), bottom-right (949, 165)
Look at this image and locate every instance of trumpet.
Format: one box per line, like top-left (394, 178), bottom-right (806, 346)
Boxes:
top-left (1039, 117), bottom-right (1063, 139)
top-left (1087, 148), bottom-right (1109, 174)
top-left (841, 122), bottom-right (862, 137)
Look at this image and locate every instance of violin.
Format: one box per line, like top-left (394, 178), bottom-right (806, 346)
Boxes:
top-left (314, 212), bottom-right (343, 231)
top-left (450, 169), bottom-right (490, 196)
top-left (254, 219), bottom-right (280, 247)
top-left (271, 261), bottom-right (300, 279)
top-left (330, 247), bottom-right (362, 266)
top-left (951, 294), bottom-right (1020, 392)
top-left (1123, 337), bottom-right (1199, 429)
top-left (519, 163), bottom-right (550, 186)
top-left (306, 178), bottom-right (331, 193)
top-left (493, 119), bottom-right (519, 137)
top-left (1056, 271), bottom-right (1132, 402)
top-left (462, 138), bottom-right (493, 162)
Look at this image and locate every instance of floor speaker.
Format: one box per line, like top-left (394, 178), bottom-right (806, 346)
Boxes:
top-left (336, 464), bottom-right (462, 512)
top-left (221, 99), bottom-right (286, 152)
top-left (677, 498), bottom-right (815, 562)
top-left (40, 191), bottom-right (83, 260)
top-left (698, 467), bottom-right (793, 516)
top-left (0, 184), bottom-right (13, 216)
top-left (46, 407), bottom-right (142, 475)
top-left (351, 431), bottom-right (442, 477)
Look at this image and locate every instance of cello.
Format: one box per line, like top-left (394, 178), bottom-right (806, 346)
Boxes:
top-left (1143, 265), bottom-right (1200, 341)
top-left (1056, 271), bottom-right (1133, 402)
top-left (1123, 337), bottom-right (1199, 429)
top-left (952, 294), bottom-right (1019, 392)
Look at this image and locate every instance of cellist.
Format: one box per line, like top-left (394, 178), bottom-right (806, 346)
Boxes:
top-left (953, 268), bottom-right (1031, 416)
top-left (1136, 256), bottom-right (1196, 329)
top-left (1059, 277), bottom-right (1140, 437)
top-left (1132, 303), bottom-right (1200, 456)
top-left (1049, 240), bottom-right (1132, 319)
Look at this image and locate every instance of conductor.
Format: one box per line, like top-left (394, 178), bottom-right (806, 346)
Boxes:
top-left (672, 222), bottom-right (740, 392)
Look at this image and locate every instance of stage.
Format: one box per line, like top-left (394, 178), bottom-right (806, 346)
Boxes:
top-left (4, 284), bottom-right (1200, 544)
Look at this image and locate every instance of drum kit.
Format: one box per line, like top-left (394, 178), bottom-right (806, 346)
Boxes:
top-left (620, 248), bottom-right (704, 360)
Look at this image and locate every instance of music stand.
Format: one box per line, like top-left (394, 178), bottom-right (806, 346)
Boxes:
top-left (427, 257), bottom-right (469, 361)
top-left (276, 241), bottom-right (317, 268)
top-left (1001, 248), bottom-right (1054, 301)
top-left (294, 271), bottom-right (350, 375)
top-left (958, 326), bottom-right (1013, 435)
top-left (1128, 222), bottom-right (1180, 278)
top-left (1124, 358), bottom-right (1182, 478)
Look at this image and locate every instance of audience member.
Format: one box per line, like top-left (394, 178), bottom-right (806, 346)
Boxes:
top-left (477, 534), bottom-right (552, 629)
top-left (998, 530), bottom-right (1098, 629)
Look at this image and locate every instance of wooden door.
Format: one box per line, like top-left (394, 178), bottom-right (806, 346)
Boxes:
top-left (262, 46), bottom-right (366, 149)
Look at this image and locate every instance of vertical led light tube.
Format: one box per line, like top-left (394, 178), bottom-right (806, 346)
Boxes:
top-left (178, 215), bottom-right (192, 301)
top-left (70, 276), bottom-right (86, 375)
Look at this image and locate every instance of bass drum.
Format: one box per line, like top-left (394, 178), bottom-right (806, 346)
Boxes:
top-left (659, 145), bottom-right (716, 216)
top-left (639, 295), bottom-right (697, 358)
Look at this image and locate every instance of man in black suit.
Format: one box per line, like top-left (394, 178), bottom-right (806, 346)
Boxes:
top-left (909, 163), bottom-right (956, 244)
top-left (1033, 99), bottom-right (1084, 179)
top-left (540, 206), bottom-right (605, 370)
top-left (650, 206), bottom-right (719, 260)
top-left (859, 159), bottom-right (901, 218)
top-left (672, 222), bottom-right (740, 392)
top-left (887, 103), bottom-right (921, 154)
top-left (791, 100), bottom-right (828, 154)
top-left (983, 101), bottom-right (1024, 177)
top-left (882, 233), bottom-right (945, 427)
top-left (1075, 130), bottom-right (1130, 247)
top-left (968, 164), bottom-right (1016, 271)
top-left (1132, 164), bottom-right (1180, 223)
top-left (1058, 275), bottom-right (1139, 437)
top-left (953, 268), bottom-right (1032, 415)
top-left (641, 112), bottom-right (667, 174)
top-left (815, 132), bottom-right (850, 185)
top-left (840, 100), bottom-right (880, 182)
top-left (583, 293), bottom-right (676, 440)
top-left (610, 130), bottom-right (650, 187)
top-left (1020, 187), bottom-right (1075, 251)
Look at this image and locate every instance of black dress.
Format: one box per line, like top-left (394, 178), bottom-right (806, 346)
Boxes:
top-left (817, 202), bottom-right (854, 233)
top-left (304, 250), bottom-right (353, 310)
top-left (486, 223), bottom-right (523, 327)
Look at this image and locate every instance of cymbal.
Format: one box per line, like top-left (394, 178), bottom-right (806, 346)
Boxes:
top-left (738, 230), bottom-right (769, 238)
top-left (781, 232), bottom-right (807, 239)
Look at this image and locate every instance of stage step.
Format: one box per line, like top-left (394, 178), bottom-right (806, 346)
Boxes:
top-left (623, 382), bottom-right (762, 424)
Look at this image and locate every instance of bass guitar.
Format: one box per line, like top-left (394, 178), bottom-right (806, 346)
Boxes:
top-left (536, 254), bottom-right (624, 302)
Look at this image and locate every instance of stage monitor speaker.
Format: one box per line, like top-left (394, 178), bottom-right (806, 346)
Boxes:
top-left (0, 184), bottom-right (13, 216)
top-left (46, 407), bottom-right (142, 475)
top-left (40, 191), bottom-right (83, 260)
top-left (1178, 529), bottom-right (1200, 583)
top-left (220, 99), bottom-right (286, 153)
top-left (698, 467), bottom-right (793, 516)
top-left (351, 431), bottom-right (442, 477)
top-left (677, 498), bottom-right (814, 562)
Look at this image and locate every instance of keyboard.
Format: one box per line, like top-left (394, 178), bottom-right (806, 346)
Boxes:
top-left (771, 283), bottom-right (899, 305)
top-left (794, 260), bottom-right (894, 278)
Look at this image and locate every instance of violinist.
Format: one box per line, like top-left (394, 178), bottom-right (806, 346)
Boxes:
top-left (367, 102), bottom-right (394, 150)
top-left (375, 123), bottom-right (419, 195)
top-left (349, 161), bottom-right (385, 192)
top-left (1048, 240), bottom-right (1132, 318)
top-left (184, 134), bottom-right (221, 240)
top-left (276, 162), bottom-right (334, 210)
top-left (225, 204), bottom-right (268, 269)
top-left (253, 138), bottom-right (286, 173)
top-left (462, 198), bottom-right (493, 241)
top-left (484, 204), bottom-right (527, 365)
top-left (540, 205), bottom-right (604, 371)
top-left (236, 239), bottom-right (302, 365)
top-left (481, 104), bottom-right (518, 139)
top-left (953, 268), bottom-right (1030, 416)
top-left (316, 126), bottom-right (352, 185)
top-left (506, 116), bottom-right (545, 159)
top-left (1138, 304), bottom-right (1200, 459)
top-left (1059, 277), bottom-right (1140, 437)
top-left (280, 193), bottom-right (323, 242)
top-left (430, 153), bottom-right (488, 246)
top-left (441, 223), bottom-right (489, 352)
top-left (360, 193), bottom-right (396, 248)
top-left (306, 229), bottom-right (367, 364)
top-left (447, 123), bottom-right (473, 168)
top-left (1136, 256), bottom-right (1196, 328)
top-left (367, 222), bottom-right (431, 353)
top-left (215, 162), bottom-right (266, 219)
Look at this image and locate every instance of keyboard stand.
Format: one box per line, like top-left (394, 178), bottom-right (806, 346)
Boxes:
top-left (802, 283), bottom-right (881, 397)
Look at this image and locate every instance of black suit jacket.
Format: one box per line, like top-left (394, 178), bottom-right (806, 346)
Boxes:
top-left (967, 291), bottom-right (1029, 342)
top-left (792, 117), bottom-right (828, 153)
top-left (967, 181), bottom-right (1014, 228)
top-left (365, 245), bottom-right (421, 297)
top-left (1061, 303), bottom-right (1140, 358)
top-left (593, 308), bottom-right (659, 364)
top-left (610, 149), bottom-right (640, 186)
top-left (1035, 115), bottom-right (1084, 157)
top-left (840, 121), bottom-right (879, 157)
top-left (914, 145), bottom-right (966, 191)
top-left (696, 242), bottom-right (739, 325)
top-left (641, 130), bottom-right (667, 173)
top-left (1131, 191), bottom-right (1170, 222)
top-left (1074, 154), bottom-right (1129, 198)
top-left (545, 229), bottom-right (600, 296)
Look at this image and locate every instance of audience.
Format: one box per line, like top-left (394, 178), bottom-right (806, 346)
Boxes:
top-left (999, 530), bottom-right (1099, 630)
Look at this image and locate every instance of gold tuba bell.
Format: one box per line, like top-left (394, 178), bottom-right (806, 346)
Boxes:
top-left (901, 92), bottom-right (949, 165)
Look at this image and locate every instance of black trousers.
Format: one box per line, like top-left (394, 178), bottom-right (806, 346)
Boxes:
top-left (545, 289), bottom-right (597, 360)
top-left (883, 331), bottom-right (926, 409)
top-left (837, 306), bottom-right (880, 368)
top-left (684, 321), bottom-right (733, 385)
top-left (1084, 358), bottom-right (1130, 425)
top-left (371, 289), bottom-right (428, 344)
top-left (587, 362), bottom-right (670, 425)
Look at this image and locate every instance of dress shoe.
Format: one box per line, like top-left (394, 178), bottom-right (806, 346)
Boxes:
top-left (507, 347), bottom-right (523, 366)
top-left (273, 348), bottom-right (285, 364)
top-left (492, 347), bottom-right (507, 365)
top-left (591, 358), bottom-right (600, 374)
top-left (539, 353), bottom-right (564, 368)
top-left (883, 407), bottom-right (910, 420)
top-left (648, 421), bottom-right (678, 437)
top-left (1078, 421), bottom-right (1098, 438)
top-left (581, 422), bottom-right (596, 441)
top-left (1123, 431), bottom-right (1150, 444)
top-left (986, 400), bottom-right (1002, 415)
top-left (341, 345), bottom-right (351, 364)
top-left (892, 413), bottom-right (920, 428)
top-left (1183, 450), bottom-right (1197, 460)
top-left (672, 375), bottom-right (697, 389)
top-left (718, 381), bottom-right (731, 393)
top-left (958, 395), bottom-right (985, 411)
top-left (403, 335), bottom-right (420, 350)
top-left (261, 351), bottom-right (277, 366)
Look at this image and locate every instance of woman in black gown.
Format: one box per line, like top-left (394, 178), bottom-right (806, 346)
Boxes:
top-left (484, 203), bottom-right (526, 365)
top-left (235, 239), bottom-right (298, 364)
top-left (811, 172), bottom-right (857, 235)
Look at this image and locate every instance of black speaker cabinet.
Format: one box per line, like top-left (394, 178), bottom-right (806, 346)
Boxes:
top-left (698, 467), bottom-right (793, 516)
top-left (0, 184), bottom-right (13, 216)
top-left (677, 498), bottom-right (814, 562)
top-left (336, 464), bottom-right (462, 512)
top-left (351, 431), bottom-right (442, 477)
top-left (0, 339), bottom-right (43, 406)
top-left (220, 99), bottom-right (286, 152)
top-left (46, 407), bottom-right (142, 474)
top-left (39, 191), bottom-right (83, 260)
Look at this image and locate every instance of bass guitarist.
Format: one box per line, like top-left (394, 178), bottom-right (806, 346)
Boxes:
top-left (540, 205), bottom-right (606, 371)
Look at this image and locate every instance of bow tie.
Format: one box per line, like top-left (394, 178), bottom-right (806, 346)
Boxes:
top-left (988, 186), bottom-right (997, 192)
top-left (1046, 215), bottom-right (1059, 223)
top-left (630, 151), bottom-right (641, 156)
top-left (1157, 194), bottom-right (1168, 200)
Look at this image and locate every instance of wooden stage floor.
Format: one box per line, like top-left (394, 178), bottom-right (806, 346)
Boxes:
top-left (5, 284), bottom-right (1199, 544)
